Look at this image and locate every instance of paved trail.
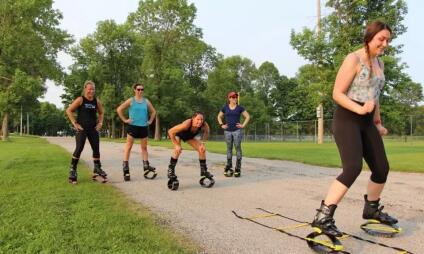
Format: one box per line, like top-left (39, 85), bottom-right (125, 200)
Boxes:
top-left (46, 137), bottom-right (423, 254)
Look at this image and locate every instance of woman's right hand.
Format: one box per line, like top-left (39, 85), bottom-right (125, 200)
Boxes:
top-left (73, 122), bottom-right (84, 131)
top-left (124, 118), bottom-right (133, 124)
top-left (221, 124), bottom-right (228, 129)
top-left (358, 100), bottom-right (375, 115)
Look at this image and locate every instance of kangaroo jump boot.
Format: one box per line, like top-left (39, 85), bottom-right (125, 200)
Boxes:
top-left (167, 157), bottom-right (179, 190)
top-left (307, 201), bottom-right (344, 253)
top-left (68, 158), bottom-right (78, 184)
top-left (234, 158), bottom-right (241, 177)
top-left (224, 158), bottom-right (234, 177)
top-left (122, 161), bottom-right (130, 181)
top-left (92, 161), bottom-right (108, 183)
top-left (311, 201), bottom-right (343, 237)
top-left (360, 195), bottom-right (401, 237)
top-left (199, 159), bottom-right (214, 188)
top-left (143, 160), bottom-right (157, 179)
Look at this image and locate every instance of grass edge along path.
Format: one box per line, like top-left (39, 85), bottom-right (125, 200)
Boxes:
top-left (103, 138), bottom-right (424, 172)
top-left (0, 136), bottom-right (198, 254)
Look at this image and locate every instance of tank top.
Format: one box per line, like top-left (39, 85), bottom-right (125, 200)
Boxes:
top-left (346, 53), bottom-right (385, 103)
top-left (129, 97), bottom-right (149, 127)
top-left (77, 96), bottom-right (97, 128)
top-left (176, 120), bottom-right (203, 141)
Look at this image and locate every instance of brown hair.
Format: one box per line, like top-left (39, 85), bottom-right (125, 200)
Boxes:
top-left (363, 20), bottom-right (392, 78)
top-left (133, 83), bottom-right (144, 89)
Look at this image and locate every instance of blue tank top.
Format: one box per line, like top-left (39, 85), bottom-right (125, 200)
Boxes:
top-left (129, 97), bottom-right (149, 127)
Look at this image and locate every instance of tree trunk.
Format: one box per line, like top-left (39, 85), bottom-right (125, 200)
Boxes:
top-left (154, 114), bottom-right (161, 140)
top-left (121, 123), bottom-right (125, 139)
top-left (1, 112), bottom-right (10, 141)
top-left (111, 118), bottom-right (116, 139)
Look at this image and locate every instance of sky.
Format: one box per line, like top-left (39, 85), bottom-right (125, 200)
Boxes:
top-left (41, 0), bottom-right (423, 108)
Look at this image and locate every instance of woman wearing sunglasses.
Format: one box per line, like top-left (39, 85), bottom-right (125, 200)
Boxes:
top-left (217, 91), bottom-right (250, 177)
top-left (117, 83), bottom-right (157, 181)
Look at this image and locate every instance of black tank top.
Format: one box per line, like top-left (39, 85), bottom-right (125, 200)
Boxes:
top-left (176, 120), bottom-right (203, 141)
top-left (77, 96), bottom-right (97, 128)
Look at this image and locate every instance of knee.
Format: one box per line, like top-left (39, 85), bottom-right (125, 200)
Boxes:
top-left (337, 163), bottom-right (362, 188)
top-left (370, 165), bottom-right (389, 184)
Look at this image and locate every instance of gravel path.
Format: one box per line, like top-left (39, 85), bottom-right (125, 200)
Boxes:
top-left (46, 137), bottom-right (424, 254)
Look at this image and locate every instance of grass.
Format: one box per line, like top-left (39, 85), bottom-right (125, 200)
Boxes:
top-left (0, 136), bottom-right (197, 254)
top-left (103, 137), bottom-right (424, 172)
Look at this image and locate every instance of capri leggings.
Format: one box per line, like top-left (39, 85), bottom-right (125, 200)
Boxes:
top-left (332, 104), bottom-right (389, 188)
top-left (72, 128), bottom-right (100, 158)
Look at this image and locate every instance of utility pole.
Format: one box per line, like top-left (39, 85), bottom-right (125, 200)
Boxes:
top-left (316, 0), bottom-right (324, 144)
top-left (27, 112), bottom-right (29, 135)
top-left (20, 104), bottom-right (23, 136)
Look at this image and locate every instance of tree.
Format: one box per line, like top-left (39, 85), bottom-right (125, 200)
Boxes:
top-left (0, 0), bottom-right (72, 140)
top-left (128, 0), bottom-right (214, 140)
top-left (290, 0), bottom-right (422, 134)
top-left (31, 102), bottom-right (69, 136)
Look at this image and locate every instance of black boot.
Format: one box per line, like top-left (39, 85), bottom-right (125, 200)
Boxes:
top-left (200, 159), bottom-right (213, 178)
top-left (224, 158), bottom-right (233, 177)
top-left (167, 157), bottom-right (179, 190)
top-left (143, 160), bottom-right (157, 179)
top-left (234, 158), bottom-right (241, 177)
top-left (123, 161), bottom-right (130, 181)
top-left (311, 201), bottom-right (343, 237)
top-left (362, 195), bottom-right (398, 225)
top-left (93, 160), bottom-right (107, 182)
top-left (68, 158), bottom-right (78, 184)
top-left (143, 160), bottom-right (155, 171)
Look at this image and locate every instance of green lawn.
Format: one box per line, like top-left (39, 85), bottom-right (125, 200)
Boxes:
top-left (0, 136), bottom-right (197, 253)
top-left (120, 138), bottom-right (423, 172)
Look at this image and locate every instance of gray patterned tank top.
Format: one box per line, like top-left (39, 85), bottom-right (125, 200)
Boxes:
top-left (346, 53), bottom-right (385, 102)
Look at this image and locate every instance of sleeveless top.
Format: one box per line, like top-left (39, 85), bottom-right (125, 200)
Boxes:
top-left (176, 120), bottom-right (204, 141)
top-left (77, 96), bottom-right (97, 128)
top-left (346, 53), bottom-right (385, 103)
top-left (129, 97), bottom-right (149, 127)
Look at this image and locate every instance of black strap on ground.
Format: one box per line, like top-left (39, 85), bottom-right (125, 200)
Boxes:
top-left (232, 210), bottom-right (351, 254)
top-left (255, 207), bottom-right (414, 254)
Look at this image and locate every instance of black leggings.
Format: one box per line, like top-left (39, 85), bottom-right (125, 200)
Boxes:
top-left (72, 128), bottom-right (100, 158)
top-left (333, 105), bottom-right (389, 188)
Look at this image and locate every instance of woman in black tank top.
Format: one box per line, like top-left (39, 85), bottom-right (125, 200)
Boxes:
top-left (165, 112), bottom-right (214, 190)
top-left (65, 81), bottom-right (107, 184)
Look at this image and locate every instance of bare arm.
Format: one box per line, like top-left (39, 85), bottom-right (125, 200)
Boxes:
top-left (96, 99), bottom-right (104, 131)
top-left (116, 98), bottom-right (132, 124)
top-left (168, 119), bottom-right (191, 146)
top-left (146, 99), bottom-right (157, 125)
top-left (201, 122), bottom-right (210, 141)
top-left (217, 111), bottom-right (228, 129)
top-left (66, 97), bottom-right (83, 130)
top-left (241, 110), bottom-right (250, 128)
top-left (333, 53), bottom-right (375, 115)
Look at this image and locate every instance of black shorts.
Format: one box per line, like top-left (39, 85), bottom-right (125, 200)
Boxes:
top-left (127, 125), bottom-right (148, 139)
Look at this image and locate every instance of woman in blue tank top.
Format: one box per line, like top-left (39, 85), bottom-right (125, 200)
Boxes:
top-left (217, 91), bottom-right (250, 177)
top-left (117, 83), bottom-right (157, 181)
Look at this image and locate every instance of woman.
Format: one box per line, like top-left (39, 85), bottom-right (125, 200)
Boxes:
top-left (217, 91), bottom-right (250, 177)
top-left (312, 21), bottom-right (397, 237)
top-left (66, 80), bottom-right (107, 184)
top-left (117, 83), bottom-right (157, 181)
top-left (166, 111), bottom-right (214, 190)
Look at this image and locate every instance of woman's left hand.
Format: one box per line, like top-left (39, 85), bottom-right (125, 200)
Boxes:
top-left (376, 124), bottom-right (388, 136)
top-left (95, 122), bottom-right (103, 131)
top-left (236, 123), bottom-right (243, 129)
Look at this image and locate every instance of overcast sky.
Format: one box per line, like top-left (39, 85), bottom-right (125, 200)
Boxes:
top-left (41, 0), bottom-right (423, 108)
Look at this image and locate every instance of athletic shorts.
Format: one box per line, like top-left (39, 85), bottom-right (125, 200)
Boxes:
top-left (127, 125), bottom-right (148, 139)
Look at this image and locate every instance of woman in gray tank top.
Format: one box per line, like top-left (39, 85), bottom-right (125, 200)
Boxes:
top-left (311, 21), bottom-right (398, 238)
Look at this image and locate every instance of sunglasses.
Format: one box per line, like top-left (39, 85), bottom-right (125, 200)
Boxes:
top-left (136, 88), bottom-right (144, 91)
top-left (229, 95), bottom-right (238, 99)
